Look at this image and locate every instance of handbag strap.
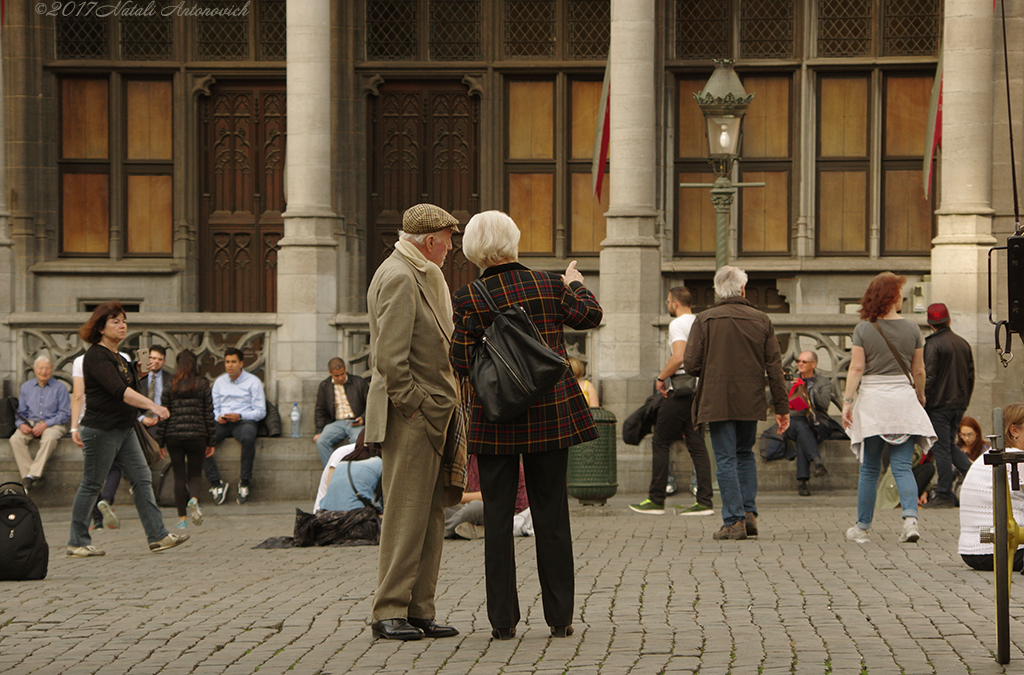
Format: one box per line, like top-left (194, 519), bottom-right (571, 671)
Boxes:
top-left (871, 320), bottom-right (914, 386)
top-left (796, 381), bottom-right (818, 425)
top-left (346, 461), bottom-right (378, 511)
top-left (471, 278), bottom-right (501, 318)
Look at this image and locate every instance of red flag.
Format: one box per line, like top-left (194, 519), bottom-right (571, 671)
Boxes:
top-left (592, 61), bottom-right (611, 201)
top-left (923, 45), bottom-right (943, 198)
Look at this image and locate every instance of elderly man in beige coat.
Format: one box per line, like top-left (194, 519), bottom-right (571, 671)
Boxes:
top-left (365, 203), bottom-right (461, 641)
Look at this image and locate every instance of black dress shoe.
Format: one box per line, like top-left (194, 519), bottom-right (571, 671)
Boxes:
top-left (370, 618), bottom-right (424, 641)
top-left (550, 625), bottom-right (574, 637)
top-left (407, 617), bottom-right (459, 638)
top-left (491, 627), bottom-right (515, 640)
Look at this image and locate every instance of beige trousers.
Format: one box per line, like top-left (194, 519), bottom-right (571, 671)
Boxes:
top-left (371, 403), bottom-right (446, 622)
top-left (10, 425), bottom-right (67, 478)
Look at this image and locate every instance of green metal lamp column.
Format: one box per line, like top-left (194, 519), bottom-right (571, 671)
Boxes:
top-left (710, 176), bottom-right (736, 271)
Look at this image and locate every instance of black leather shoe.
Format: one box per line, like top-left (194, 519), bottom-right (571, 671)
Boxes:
top-left (491, 627), bottom-right (516, 640)
top-left (550, 625), bottom-right (574, 637)
top-left (370, 618), bottom-right (424, 641)
top-left (408, 617), bottom-right (459, 638)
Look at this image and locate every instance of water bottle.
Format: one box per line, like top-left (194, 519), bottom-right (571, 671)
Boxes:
top-left (290, 403), bottom-right (301, 438)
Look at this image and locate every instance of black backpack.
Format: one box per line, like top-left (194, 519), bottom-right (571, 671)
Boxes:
top-left (0, 482), bottom-right (49, 580)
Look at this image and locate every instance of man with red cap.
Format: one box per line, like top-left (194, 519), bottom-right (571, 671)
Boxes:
top-left (921, 302), bottom-right (975, 509)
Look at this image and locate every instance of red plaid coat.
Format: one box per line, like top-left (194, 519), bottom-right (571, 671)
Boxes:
top-left (450, 262), bottom-right (603, 454)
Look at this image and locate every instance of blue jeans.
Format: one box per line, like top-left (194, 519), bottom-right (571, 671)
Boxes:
top-left (786, 415), bottom-right (822, 481)
top-left (69, 426), bottom-right (168, 547)
top-left (708, 420), bottom-right (758, 525)
top-left (316, 419), bottom-right (364, 467)
top-left (857, 435), bottom-right (918, 528)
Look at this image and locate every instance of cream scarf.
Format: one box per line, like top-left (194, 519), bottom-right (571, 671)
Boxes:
top-left (394, 238), bottom-right (455, 337)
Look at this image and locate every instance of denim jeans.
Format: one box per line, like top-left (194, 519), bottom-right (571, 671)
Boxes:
top-left (708, 420), bottom-right (759, 525)
top-left (857, 434), bottom-right (917, 528)
top-left (69, 425), bottom-right (168, 547)
top-left (927, 408), bottom-right (972, 499)
top-left (786, 415), bottom-right (822, 481)
top-left (316, 419), bottom-right (364, 466)
top-left (204, 420), bottom-right (258, 484)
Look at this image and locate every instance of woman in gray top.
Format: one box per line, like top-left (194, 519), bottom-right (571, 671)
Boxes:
top-left (841, 272), bottom-right (936, 545)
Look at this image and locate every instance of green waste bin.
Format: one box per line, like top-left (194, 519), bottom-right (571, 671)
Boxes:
top-left (567, 408), bottom-right (617, 505)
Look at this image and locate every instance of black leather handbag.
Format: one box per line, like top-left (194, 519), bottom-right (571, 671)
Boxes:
top-left (468, 279), bottom-right (569, 423)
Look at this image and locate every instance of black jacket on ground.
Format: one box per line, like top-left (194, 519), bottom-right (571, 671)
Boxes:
top-left (153, 380), bottom-right (217, 447)
top-left (314, 374), bottom-right (369, 434)
top-left (923, 325), bottom-right (974, 411)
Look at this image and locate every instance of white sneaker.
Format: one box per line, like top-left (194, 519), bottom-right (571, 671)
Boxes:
top-left (187, 497), bottom-right (203, 526)
top-left (209, 483), bottom-right (229, 505)
top-left (845, 525), bottom-right (870, 544)
top-left (97, 499), bottom-right (119, 529)
top-left (900, 518), bottom-right (920, 543)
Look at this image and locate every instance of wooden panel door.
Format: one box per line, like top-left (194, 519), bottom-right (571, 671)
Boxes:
top-left (199, 81), bottom-right (286, 312)
top-left (368, 81), bottom-right (479, 294)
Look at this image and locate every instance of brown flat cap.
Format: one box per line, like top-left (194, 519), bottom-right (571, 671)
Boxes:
top-left (402, 203), bottom-right (460, 234)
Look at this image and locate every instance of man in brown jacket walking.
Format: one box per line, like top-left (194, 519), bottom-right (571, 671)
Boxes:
top-left (683, 266), bottom-right (790, 540)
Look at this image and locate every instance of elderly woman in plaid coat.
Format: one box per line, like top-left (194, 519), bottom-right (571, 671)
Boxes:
top-left (450, 210), bottom-right (603, 641)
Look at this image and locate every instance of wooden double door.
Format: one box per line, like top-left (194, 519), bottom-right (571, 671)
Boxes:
top-left (368, 80), bottom-right (480, 293)
top-left (199, 81), bottom-right (286, 312)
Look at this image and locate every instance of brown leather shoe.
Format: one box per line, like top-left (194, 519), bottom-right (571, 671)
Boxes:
top-left (745, 511), bottom-right (758, 536)
top-left (713, 521), bottom-right (747, 540)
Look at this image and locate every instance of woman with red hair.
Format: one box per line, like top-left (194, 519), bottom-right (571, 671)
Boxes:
top-left (841, 273), bottom-right (936, 545)
top-left (957, 416), bottom-right (989, 462)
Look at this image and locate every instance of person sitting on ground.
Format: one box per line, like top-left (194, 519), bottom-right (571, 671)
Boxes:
top-left (444, 455), bottom-right (533, 540)
top-left (10, 355), bottom-right (71, 492)
top-left (957, 416), bottom-right (990, 463)
top-left (204, 347), bottom-right (266, 505)
top-left (875, 444), bottom-right (935, 511)
top-left (568, 357), bottom-right (599, 408)
top-left (314, 434), bottom-right (383, 513)
top-left (958, 403), bottom-right (1024, 572)
top-left (786, 351), bottom-right (832, 497)
top-left (313, 357), bottom-right (369, 467)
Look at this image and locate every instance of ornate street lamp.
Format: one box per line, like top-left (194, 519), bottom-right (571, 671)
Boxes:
top-left (692, 59), bottom-right (757, 271)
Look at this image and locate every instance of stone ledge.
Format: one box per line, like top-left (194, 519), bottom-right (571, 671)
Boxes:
top-left (0, 437), bottom-right (325, 508)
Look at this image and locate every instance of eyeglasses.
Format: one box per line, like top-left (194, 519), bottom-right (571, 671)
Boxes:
top-left (795, 359), bottom-right (813, 364)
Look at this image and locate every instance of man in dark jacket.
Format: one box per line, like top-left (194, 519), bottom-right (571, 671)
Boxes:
top-left (314, 358), bottom-right (369, 466)
top-left (683, 266), bottom-right (789, 540)
top-left (921, 303), bottom-right (975, 509)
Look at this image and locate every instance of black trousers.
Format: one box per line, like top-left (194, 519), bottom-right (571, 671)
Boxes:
top-left (477, 449), bottom-right (574, 630)
top-left (167, 438), bottom-right (206, 517)
top-left (649, 392), bottom-right (713, 507)
top-left (962, 549), bottom-right (1024, 572)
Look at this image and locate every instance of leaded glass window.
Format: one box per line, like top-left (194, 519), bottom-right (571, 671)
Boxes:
top-left (818, 0), bottom-right (872, 57)
top-left (505, 0), bottom-right (556, 59)
top-left (196, 1), bottom-right (251, 60)
top-left (882, 0), bottom-right (941, 57)
top-left (568, 0), bottom-right (610, 60)
top-left (430, 0), bottom-right (482, 60)
top-left (56, 15), bottom-right (109, 59)
top-left (260, 0), bottom-right (287, 60)
top-left (120, 1), bottom-right (172, 60)
top-left (676, 0), bottom-right (730, 60)
top-left (740, 0), bottom-right (795, 59)
top-left (367, 0), bottom-right (418, 60)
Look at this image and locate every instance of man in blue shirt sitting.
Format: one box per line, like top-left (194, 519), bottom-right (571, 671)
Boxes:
top-left (204, 348), bottom-right (266, 505)
top-left (10, 355), bottom-right (71, 491)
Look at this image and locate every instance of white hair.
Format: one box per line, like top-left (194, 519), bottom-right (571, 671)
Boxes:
top-left (33, 355), bottom-right (52, 368)
top-left (462, 211), bottom-right (520, 269)
top-left (398, 230), bottom-right (430, 245)
top-left (714, 265), bottom-right (748, 299)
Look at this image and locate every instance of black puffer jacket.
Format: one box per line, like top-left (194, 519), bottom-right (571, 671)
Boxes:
top-left (153, 380), bottom-right (217, 447)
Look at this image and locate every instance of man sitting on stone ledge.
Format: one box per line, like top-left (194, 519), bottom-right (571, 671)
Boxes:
top-left (204, 348), bottom-right (266, 506)
top-left (313, 357), bottom-right (369, 467)
top-left (786, 351), bottom-right (833, 497)
top-left (11, 355), bottom-right (71, 492)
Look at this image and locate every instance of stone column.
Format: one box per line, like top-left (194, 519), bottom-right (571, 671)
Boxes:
top-left (0, 30), bottom-right (14, 392)
top-left (930, 0), bottom-right (1001, 414)
top-left (598, 0), bottom-right (663, 485)
top-left (277, 0), bottom-right (339, 429)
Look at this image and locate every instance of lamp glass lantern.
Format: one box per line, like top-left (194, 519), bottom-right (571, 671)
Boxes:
top-left (694, 60), bottom-right (754, 172)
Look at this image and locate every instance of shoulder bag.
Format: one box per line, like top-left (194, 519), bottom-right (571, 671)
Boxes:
top-left (468, 279), bottom-right (569, 423)
top-left (870, 320), bottom-right (918, 445)
top-left (133, 420), bottom-right (162, 467)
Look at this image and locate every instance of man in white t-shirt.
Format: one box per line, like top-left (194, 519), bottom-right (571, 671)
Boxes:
top-left (629, 287), bottom-right (714, 516)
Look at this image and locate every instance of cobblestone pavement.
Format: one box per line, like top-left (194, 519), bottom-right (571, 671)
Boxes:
top-left (1, 490), bottom-right (1023, 675)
